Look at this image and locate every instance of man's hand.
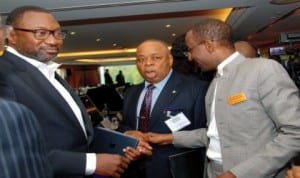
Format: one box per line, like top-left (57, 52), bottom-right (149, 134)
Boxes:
top-left (124, 130), bottom-right (153, 158)
top-left (95, 153), bottom-right (130, 178)
top-left (216, 171), bottom-right (237, 178)
top-left (147, 132), bottom-right (173, 145)
top-left (125, 130), bottom-right (148, 141)
top-left (286, 165), bottom-right (300, 178)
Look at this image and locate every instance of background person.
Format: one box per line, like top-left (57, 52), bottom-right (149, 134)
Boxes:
top-left (0, 6), bottom-right (133, 178)
top-left (116, 70), bottom-right (125, 86)
top-left (149, 18), bottom-right (300, 178)
top-left (104, 68), bottom-right (114, 86)
top-left (118, 39), bottom-right (209, 178)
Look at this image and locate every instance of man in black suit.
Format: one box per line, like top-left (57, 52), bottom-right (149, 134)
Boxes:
top-left (119, 39), bottom-right (209, 178)
top-left (0, 15), bottom-right (52, 178)
top-left (0, 6), bottom-right (130, 178)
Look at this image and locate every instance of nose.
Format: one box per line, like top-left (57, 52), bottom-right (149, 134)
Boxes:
top-left (144, 57), bottom-right (154, 65)
top-left (45, 33), bottom-right (60, 44)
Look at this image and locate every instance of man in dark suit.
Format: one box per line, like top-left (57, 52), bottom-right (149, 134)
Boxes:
top-left (119, 39), bottom-right (209, 178)
top-left (0, 15), bottom-right (52, 178)
top-left (0, 6), bottom-right (130, 178)
top-left (0, 99), bottom-right (53, 178)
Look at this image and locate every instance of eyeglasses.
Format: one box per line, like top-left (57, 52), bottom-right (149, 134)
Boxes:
top-left (13, 27), bottom-right (67, 40)
top-left (183, 41), bottom-right (205, 57)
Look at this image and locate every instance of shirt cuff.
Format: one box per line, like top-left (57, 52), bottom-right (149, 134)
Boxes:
top-left (85, 153), bottom-right (96, 175)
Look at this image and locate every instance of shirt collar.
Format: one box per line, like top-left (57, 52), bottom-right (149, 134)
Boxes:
top-left (6, 46), bottom-right (61, 79)
top-left (217, 51), bottom-right (239, 76)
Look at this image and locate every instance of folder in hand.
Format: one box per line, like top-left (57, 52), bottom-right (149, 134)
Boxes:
top-left (91, 126), bottom-right (139, 155)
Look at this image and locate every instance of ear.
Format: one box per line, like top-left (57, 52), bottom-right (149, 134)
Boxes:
top-left (6, 27), bottom-right (16, 45)
top-left (204, 40), bottom-right (215, 54)
top-left (168, 54), bottom-right (174, 65)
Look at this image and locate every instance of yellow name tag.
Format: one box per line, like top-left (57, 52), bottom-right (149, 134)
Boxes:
top-left (228, 92), bottom-right (247, 105)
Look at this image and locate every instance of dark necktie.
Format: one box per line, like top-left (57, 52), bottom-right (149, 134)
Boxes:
top-left (139, 84), bottom-right (155, 132)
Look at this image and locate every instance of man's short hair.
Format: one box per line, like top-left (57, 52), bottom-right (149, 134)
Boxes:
top-left (6, 6), bottom-right (50, 26)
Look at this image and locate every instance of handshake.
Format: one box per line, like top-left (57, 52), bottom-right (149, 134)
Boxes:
top-left (94, 130), bottom-right (171, 178)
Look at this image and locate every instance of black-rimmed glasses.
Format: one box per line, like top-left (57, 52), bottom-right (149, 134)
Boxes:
top-left (183, 41), bottom-right (205, 57)
top-left (13, 27), bottom-right (67, 40)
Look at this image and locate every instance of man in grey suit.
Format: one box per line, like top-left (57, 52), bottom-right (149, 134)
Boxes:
top-left (148, 18), bottom-right (300, 178)
top-left (119, 39), bottom-right (209, 178)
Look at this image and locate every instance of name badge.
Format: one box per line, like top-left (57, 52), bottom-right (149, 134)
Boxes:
top-left (165, 112), bottom-right (191, 132)
top-left (228, 92), bottom-right (247, 105)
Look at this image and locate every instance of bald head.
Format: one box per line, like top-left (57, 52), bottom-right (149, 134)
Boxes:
top-left (234, 41), bottom-right (258, 58)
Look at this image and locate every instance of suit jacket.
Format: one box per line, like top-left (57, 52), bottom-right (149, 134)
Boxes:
top-left (0, 51), bottom-right (94, 178)
top-left (175, 54), bottom-right (300, 178)
top-left (119, 71), bottom-right (209, 178)
top-left (0, 99), bottom-right (53, 178)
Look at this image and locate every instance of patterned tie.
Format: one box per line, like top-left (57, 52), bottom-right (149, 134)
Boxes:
top-left (139, 84), bottom-right (155, 132)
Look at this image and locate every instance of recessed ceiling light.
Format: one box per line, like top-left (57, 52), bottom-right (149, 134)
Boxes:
top-left (96, 38), bottom-right (101, 42)
top-left (165, 24), bottom-right (171, 28)
top-left (172, 33), bottom-right (176, 37)
top-left (113, 43), bottom-right (117, 47)
top-left (69, 31), bottom-right (76, 35)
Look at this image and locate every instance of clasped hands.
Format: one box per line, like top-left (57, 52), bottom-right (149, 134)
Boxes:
top-left (123, 130), bottom-right (173, 159)
top-left (94, 130), bottom-right (165, 178)
top-left (124, 131), bottom-right (238, 178)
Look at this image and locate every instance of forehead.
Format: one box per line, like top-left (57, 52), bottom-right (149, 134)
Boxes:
top-left (185, 31), bottom-right (198, 45)
top-left (137, 41), bottom-right (168, 54)
top-left (17, 11), bottom-right (59, 28)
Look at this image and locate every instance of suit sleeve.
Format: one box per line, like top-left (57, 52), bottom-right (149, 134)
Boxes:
top-left (49, 150), bottom-right (86, 176)
top-left (173, 128), bottom-right (208, 148)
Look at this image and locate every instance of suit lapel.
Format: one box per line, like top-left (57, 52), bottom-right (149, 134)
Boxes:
top-left (129, 84), bottom-right (144, 129)
top-left (149, 72), bottom-right (182, 129)
top-left (55, 74), bottom-right (93, 142)
top-left (3, 51), bottom-right (89, 140)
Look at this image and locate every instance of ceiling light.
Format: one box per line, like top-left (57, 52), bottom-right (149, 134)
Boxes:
top-left (270, 0), bottom-right (300, 4)
top-left (165, 24), bottom-right (171, 28)
top-left (76, 57), bottom-right (136, 64)
top-left (172, 33), bottom-right (176, 37)
top-left (69, 31), bottom-right (76, 35)
top-left (96, 38), bottom-right (101, 42)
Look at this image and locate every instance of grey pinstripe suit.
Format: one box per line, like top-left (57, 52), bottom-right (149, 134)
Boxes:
top-left (0, 99), bottom-right (52, 178)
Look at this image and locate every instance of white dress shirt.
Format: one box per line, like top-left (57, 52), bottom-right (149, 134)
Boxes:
top-left (6, 46), bottom-right (96, 175)
top-left (206, 52), bottom-right (239, 163)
